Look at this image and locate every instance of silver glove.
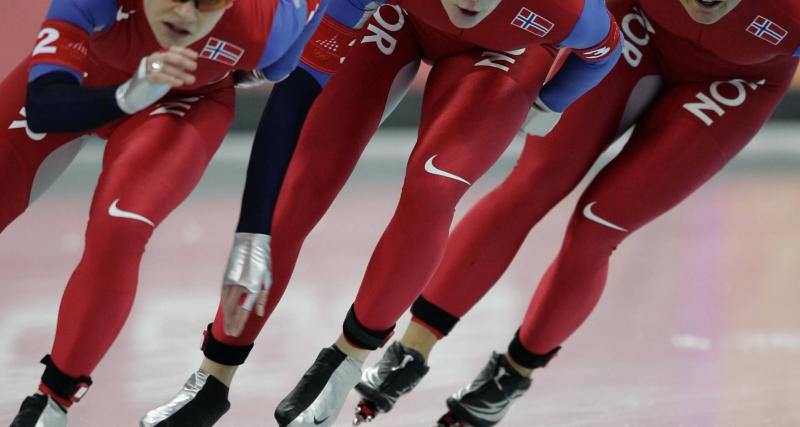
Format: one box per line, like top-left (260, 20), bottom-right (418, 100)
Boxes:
top-left (115, 57), bottom-right (171, 114)
top-left (223, 232), bottom-right (271, 310)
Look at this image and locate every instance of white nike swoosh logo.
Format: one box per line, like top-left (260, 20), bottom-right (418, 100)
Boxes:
top-left (108, 199), bottom-right (154, 227)
top-left (582, 202), bottom-right (627, 232)
top-left (424, 155), bottom-right (470, 185)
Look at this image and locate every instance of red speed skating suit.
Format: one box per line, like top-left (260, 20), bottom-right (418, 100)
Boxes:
top-left (412, 0), bottom-right (800, 356)
top-left (216, 0), bottom-right (623, 347)
top-left (0, 0), bottom-right (321, 406)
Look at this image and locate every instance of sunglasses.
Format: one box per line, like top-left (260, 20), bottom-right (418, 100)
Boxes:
top-left (173, 0), bottom-right (233, 12)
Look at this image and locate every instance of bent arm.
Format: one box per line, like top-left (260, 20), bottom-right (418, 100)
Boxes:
top-left (539, 0), bottom-right (623, 112)
top-left (25, 0), bottom-right (127, 132)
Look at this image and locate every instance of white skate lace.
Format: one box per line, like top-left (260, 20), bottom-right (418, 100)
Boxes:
top-left (391, 354), bottom-right (415, 372)
top-left (493, 367), bottom-right (507, 391)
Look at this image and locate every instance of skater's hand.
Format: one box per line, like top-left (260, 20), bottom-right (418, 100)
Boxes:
top-left (220, 233), bottom-right (272, 337)
top-left (145, 47), bottom-right (198, 87)
top-left (115, 47), bottom-right (198, 114)
top-left (221, 285), bottom-right (269, 337)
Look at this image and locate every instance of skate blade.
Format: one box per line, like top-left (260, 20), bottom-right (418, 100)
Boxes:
top-left (353, 413), bottom-right (372, 425)
top-left (435, 411), bottom-right (470, 427)
top-left (353, 400), bottom-right (376, 425)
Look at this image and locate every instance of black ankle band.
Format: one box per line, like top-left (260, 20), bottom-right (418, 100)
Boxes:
top-left (202, 323), bottom-right (254, 366)
top-left (507, 330), bottom-right (561, 370)
top-left (40, 355), bottom-right (92, 402)
top-left (410, 296), bottom-right (460, 337)
top-left (342, 305), bottom-right (394, 350)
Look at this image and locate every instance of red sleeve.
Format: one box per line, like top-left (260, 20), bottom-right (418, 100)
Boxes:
top-left (300, 15), bottom-right (360, 74)
top-left (29, 19), bottom-right (91, 77)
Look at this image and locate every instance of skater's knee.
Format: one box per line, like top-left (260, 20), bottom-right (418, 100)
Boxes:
top-left (562, 212), bottom-right (628, 256)
top-left (518, 150), bottom-right (588, 195)
top-left (85, 215), bottom-right (155, 256)
top-left (282, 172), bottom-right (329, 204)
top-left (276, 174), bottom-right (338, 231)
top-left (401, 167), bottom-right (469, 214)
top-left (498, 167), bottom-right (579, 219)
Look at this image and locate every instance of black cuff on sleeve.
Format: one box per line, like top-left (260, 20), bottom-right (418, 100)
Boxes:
top-left (342, 305), bottom-right (394, 350)
top-left (40, 355), bottom-right (92, 402)
top-left (507, 329), bottom-right (561, 370)
top-left (201, 323), bottom-right (254, 366)
top-left (410, 296), bottom-right (460, 337)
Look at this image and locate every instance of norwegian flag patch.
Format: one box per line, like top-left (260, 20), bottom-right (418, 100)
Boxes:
top-left (511, 7), bottom-right (554, 37)
top-left (200, 37), bottom-right (244, 66)
top-left (746, 16), bottom-right (788, 46)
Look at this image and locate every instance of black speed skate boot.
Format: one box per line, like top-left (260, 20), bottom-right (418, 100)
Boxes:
top-left (139, 370), bottom-right (230, 427)
top-left (140, 324), bottom-right (252, 427)
top-left (275, 346), bottom-right (363, 427)
top-left (12, 355), bottom-right (92, 427)
top-left (10, 394), bottom-right (67, 427)
top-left (353, 341), bottom-right (430, 425)
top-left (436, 353), bottom-right (531, 427)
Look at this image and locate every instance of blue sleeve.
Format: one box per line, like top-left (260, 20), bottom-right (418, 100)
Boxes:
top-left (557, 0), bottom-right (610, 50)
top-left (794, 46), bottom-right (800, 56)
top-left (29, 0), bottom-right (117, 83)
top-left (327, 0), bottom-right (382, 28)
top-left (257, 0), bottom-right (311, 74)
top-left (539, 46), bottom-right (621, 112)
top-left (44, 0), bottom-right (117, 34)
top-left (257, 0), bottom-right (329, 82)
top-left (298, 0), bottom-right (383, 86)
top-left (540, 0), bottom-right (621, 112)
top-left (29, 64), bottom-right (84, 83)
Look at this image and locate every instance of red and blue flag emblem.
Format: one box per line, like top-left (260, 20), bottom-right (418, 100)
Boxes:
top-left (746, 16), bottom-right (788, 46)
top-left (511, 7), bottom-right (554, 37)
top-left (200, 37), bottom-right (244, 66)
